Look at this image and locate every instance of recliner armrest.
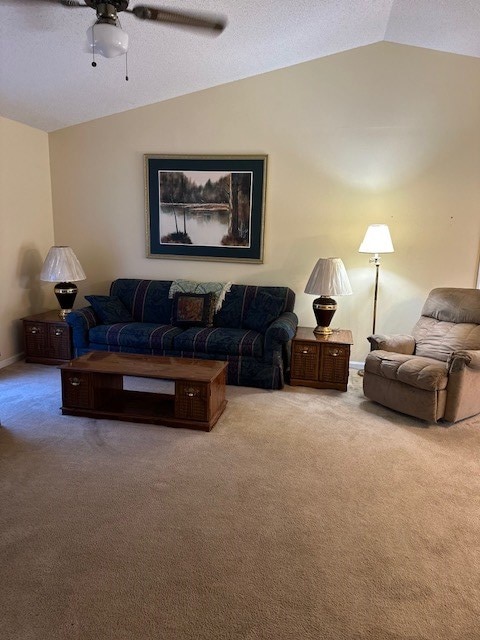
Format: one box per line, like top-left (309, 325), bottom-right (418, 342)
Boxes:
top-left (448, 350), bottom-right (480, 373)
top-left (367, 333), bottom-right (416, 354)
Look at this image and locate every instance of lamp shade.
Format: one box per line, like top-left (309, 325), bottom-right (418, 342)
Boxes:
top-left (86, 22), bottom-right (129, 58)
top-left (304, 258), bottom-right (352, 335)
top-left (358, 224), bottom-right (394, 254)
top-left (304, 257), bottom-right (353, 297)
top-left (40, 246), bottom-right (86, 283)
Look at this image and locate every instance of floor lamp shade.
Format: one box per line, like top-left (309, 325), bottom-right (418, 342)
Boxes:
top-left (304, 257), bottom-right (352, 335)
top-left (359, 224), bottom-right (394, 255)
top-left (359, 224), bottom-right (394, 335)
top-left (40, 246), bottom-right (86, 319)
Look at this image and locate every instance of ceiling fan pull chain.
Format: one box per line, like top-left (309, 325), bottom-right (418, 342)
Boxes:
top-left (91, 24), bottom-right (97, 68)
top-left (125, 51), bottom-right (129, 81)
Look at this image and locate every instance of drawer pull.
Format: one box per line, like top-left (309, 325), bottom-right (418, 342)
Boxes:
top-left (301, 349), bottom-right (309, 354)
top-left (330, 349), bottom-right (340, 357)
top-left (69, 377), bottom-right (81, 387)
top-left (185, 387), bottom-right (199, 398)
top-left (29, 326), bottom-right (40, 334)
top-left (54, 329), bottom-right (64, 336)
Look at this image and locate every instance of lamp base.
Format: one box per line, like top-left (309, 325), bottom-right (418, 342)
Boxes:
top-left (54, 282), bottom-right (78, 319)
top-left (312, 296), bottom-right (337, 336)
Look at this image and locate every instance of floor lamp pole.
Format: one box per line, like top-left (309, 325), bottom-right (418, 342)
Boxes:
top-left (372, 255), bottom-right (380, 335)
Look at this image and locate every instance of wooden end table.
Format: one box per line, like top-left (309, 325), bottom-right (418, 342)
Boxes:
top-left (290, 327), bottom-right (353, 392)
top-left (23, 310), bottom-right (73, 365)
top-left (59, 351), bottom-right (228, 431)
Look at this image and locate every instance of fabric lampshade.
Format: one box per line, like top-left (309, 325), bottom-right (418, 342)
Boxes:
top-left (40, 246), bottom-right (86, 282)
top-left (358, 224), bottom-right (394, 254)
top-left (304, 257), bottom-right (353, 297)
top-left (304, 257), bottom-right (352, 336)
top-left (40, 246), bottom-right (86, 319)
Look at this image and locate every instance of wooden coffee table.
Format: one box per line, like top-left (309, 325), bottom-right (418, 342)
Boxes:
top-left (59, 351), bottom-right (228, 431)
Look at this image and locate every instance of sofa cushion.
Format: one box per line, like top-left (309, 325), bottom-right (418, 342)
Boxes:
top-left (110, 279), bottom-right (173, 324)
top-left (365, 350), bottom-right (448, 391)
top-left (214, 285), bottom-right (294, 329)
top-left (171, 292), bottom-right (216, 328)
top-left (85, 295), bottom-right (133, 324)
top-left (243, 291), bottom-right (286, 333)
top-left (89, 323), bottom-right (183, 350)
top-left (173, 327), bottom-right (264, 358)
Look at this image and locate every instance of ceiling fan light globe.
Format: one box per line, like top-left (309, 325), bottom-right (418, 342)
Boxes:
top-left (86, 23), bottom-right (128, 58)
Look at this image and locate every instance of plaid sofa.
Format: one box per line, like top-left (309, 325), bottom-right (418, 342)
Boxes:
top-left (67, 279), bottom-right (298, 389)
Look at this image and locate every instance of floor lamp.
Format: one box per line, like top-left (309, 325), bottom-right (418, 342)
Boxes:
top-left (358, 224), bottom-right (394, 335)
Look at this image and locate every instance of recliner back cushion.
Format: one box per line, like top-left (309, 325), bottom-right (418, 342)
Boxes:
top-left (413, 316), bottom-right (480, 361)
top-left (421, 288), bottom-right (480, 324)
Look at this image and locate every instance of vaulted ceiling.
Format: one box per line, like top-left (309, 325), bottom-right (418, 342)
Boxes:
top-left (1, 0), bottom-right (479, 132)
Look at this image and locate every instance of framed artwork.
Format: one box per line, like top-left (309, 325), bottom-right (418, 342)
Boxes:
top-left (145, 154), bottom-right (267, 263)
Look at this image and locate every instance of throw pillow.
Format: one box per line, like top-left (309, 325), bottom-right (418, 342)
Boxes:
top-left (168, 280), bottom-right (232, 311)
top-left (171, 292), bottom-right (216, 328)
top-left (243, 292), bottom-right (285, 334)
top-left (85, 295), bottom-right (133, 324)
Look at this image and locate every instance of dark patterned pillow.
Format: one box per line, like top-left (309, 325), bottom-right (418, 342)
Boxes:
top-left (85, 295), bottom-right (133, 324)
top-left (243, 291), bottom-right (285, 333)
top-left (171, 292), bottom-right (215, 328)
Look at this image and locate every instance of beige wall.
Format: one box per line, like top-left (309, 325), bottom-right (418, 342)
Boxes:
top-left (0, 116), bottom-right (55, 366)
top-left (48, 42), bottom-right (480, 363)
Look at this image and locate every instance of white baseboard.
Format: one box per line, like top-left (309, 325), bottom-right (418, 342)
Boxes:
top-left (0, 353), bottom-right (24, 369)
top-left (350, 360), bottom-right (364, 370)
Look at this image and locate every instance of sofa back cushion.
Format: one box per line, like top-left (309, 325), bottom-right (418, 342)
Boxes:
top-left (110, 279), bottom-right (173, 324)
top-left (109, 280), bottom-right (295, 330)
top-left (213, 285), bottom-right (295, 329)
top-left (412, 288), bottom-right (480, 361)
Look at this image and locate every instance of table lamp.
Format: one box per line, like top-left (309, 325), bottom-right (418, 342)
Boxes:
top-left (40, 246), bottom-right (86, 319)
top-left (358, 224), bottom-right (394, 334)
top-left (304, 257), bottom-right (352, 335)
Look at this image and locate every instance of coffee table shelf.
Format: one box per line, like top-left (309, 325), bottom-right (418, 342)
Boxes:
top-left (59, 352), bottom-right (228, 431)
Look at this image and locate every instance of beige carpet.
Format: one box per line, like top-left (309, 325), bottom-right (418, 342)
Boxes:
top-left (0, 361), bottom-right (479, 640)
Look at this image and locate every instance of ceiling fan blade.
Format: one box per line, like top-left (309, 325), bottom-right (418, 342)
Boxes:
top-left (28, 0), bottom-right (86, 5)
top-left (57, 1), bottom-right (87, 7)
top-left (129, 5), bottom-right (226, 33)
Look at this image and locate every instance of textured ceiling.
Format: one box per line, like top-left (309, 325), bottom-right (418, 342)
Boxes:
top-left (0, 0), bottom-right (479, 132)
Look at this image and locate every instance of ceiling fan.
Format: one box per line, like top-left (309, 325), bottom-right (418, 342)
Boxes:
top-left (45, 1), bottom-right (227, 64)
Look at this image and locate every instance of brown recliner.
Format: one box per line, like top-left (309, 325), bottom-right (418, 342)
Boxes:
top-left (363, 288), bottom-right (480, 422)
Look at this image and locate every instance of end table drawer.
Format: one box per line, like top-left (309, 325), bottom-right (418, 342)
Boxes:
top-left (24, 322), bottom-right (46, 355)
top-left (320, 346), bottom-right (349, 383)
top-left (175, 382), bottom-right (209, 421)
top-left (49, 324), bottom-right (71, 359)
top-left (292, 342), bottom-right (319, 381)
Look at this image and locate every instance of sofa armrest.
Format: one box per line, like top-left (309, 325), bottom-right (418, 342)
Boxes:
top-left (448, 350), bottom-right (480, 373)
top-left (367, 333), bottom-right (416, 354)
top-left (265, 312), bottom-right (298, 349)
top-left (66, 306), bottom-right (99, 354)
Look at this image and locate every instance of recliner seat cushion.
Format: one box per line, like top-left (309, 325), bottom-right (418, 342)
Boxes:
top-left (89, 323), bottom-right (183, 350)
top-left (173, 327), bottom-right (264, 358)
top-left (365, 350), bottom-right (448, 392)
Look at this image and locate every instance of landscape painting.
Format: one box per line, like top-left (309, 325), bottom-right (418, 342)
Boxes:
top-left (145, 155), bottom-right (266, 262)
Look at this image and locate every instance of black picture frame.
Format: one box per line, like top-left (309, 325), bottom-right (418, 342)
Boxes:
top-left (145, 154), bottom-right (266, 263)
